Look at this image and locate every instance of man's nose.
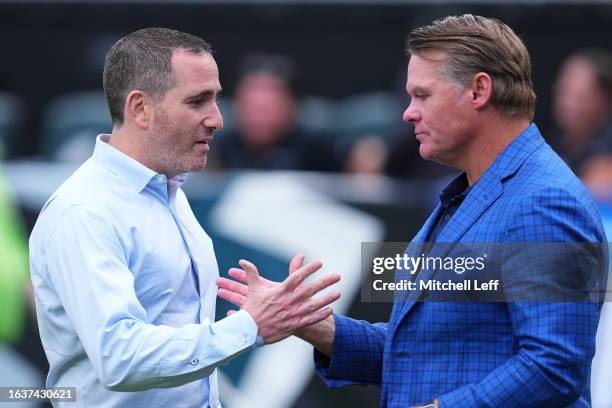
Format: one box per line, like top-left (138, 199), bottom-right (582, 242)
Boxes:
top-left (206, 104), bottom-right (224, 131)
top-left (403, 102), bottom-right (420, 123)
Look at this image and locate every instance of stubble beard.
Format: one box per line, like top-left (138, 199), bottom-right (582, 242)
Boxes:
top-left (152, 106), bottom-right (187, 177)
top-left (153, 105), bottom-right (210, 177)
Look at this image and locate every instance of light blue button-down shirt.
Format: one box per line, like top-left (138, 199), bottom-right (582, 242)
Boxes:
top-left (30, 135), bottom-right (259, 407)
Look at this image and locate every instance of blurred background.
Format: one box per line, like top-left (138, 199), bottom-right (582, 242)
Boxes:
top-left (0, 0), bottom-right (611, 407)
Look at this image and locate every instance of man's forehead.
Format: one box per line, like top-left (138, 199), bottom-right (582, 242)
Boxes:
top-left (171, 50), bottom-right (221, 89)
top-left (408, 50), bottom-right (447, 71)
top-left (171, 47), bottom-right (213, 62)
top-left (406, 52), bottom-right (447, 87)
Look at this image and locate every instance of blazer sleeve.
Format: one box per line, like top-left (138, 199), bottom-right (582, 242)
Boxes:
top-left (438, 187), bottom-right (605, 407)
top-left (315, 313), bottom-right (388, 387)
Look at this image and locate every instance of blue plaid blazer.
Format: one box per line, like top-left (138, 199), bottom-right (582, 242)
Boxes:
top-left (315, 124), bottom-right (607, 407)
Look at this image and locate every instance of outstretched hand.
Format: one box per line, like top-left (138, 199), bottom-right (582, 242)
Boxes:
top-left (216, 254), bottom-right (341, 344)
top-left (217, 254), bottom-right (306, 308)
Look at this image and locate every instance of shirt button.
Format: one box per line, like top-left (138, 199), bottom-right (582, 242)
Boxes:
top-left (239, 337), bottom-right (247, 346)
top-left (190, 358), bottom-right (199, 365)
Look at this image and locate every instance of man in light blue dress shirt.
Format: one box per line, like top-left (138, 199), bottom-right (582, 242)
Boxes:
top-left (29, 28), bottom-right (340, 408)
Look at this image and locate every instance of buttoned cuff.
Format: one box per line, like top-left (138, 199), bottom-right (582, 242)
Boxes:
top-left (158, 310), bottom-right (261, 379)
top-left (233, 310), bottom-right (264, 347)
top-left (206, 309), bottom-right (260, 360)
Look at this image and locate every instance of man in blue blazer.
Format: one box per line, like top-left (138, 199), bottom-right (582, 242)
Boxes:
top-left (217, 14), bottom-right (607, 407)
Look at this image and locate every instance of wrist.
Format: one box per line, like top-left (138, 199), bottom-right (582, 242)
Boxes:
top-left (295, 314), bottom-right (335, 356)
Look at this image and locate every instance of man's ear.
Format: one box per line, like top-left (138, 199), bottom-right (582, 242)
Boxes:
top-left (471, 72), bottom-right (493, 111)
top-left (124, 90), bottom-right (154, 129)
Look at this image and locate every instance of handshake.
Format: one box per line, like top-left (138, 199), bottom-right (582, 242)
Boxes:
top-left (216, 254), bottom-right (341, 347)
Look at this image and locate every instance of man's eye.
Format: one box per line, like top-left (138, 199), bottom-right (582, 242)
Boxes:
top-left (190, 99), bottom-right (203, 107)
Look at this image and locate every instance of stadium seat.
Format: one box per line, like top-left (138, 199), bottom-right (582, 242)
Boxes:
top-left (336, 91), bottom-right (402, 141)
top-left (40, 90), bottom-right (111, 162)
top-left (335, 91), bottom-right (403, 158)
top-left (298, 95), bottom-right (337, 134)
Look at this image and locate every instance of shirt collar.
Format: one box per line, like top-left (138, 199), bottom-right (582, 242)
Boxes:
top-left (439, 172), bottom-right (470, 207)
top-left (91, 134), bottom-right (187, 194)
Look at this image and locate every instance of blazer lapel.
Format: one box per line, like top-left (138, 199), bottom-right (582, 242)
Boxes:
top-left (414, 204), bottom-right (444, 244)
top-left (390, 204), bottom-right (443, 310)
top-left (393, 123), bottom-right (546, 320)
top-left (398, 173), bottom-right (503, 316)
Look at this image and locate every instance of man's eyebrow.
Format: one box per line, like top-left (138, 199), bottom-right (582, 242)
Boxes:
top-left (185, 88), bottom-right (223, 101)
top-left (408, 85), bottom-right (430, 95)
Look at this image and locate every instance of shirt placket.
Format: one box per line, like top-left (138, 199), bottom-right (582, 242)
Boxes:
top-left (156, 176), bottom-right (211, 407)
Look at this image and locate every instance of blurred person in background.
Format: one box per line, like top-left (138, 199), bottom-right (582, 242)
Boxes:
top-left (580, 153), bottom-right (612, 204)
top-left (0, 165), bottom-right (42, 407)
top-left (212, 53), bottom-right (337, 172)
top-left (579, 152), bottom-right (612, 408)
top-left (29, 28), bottom-right (340, 408)
top-left (343, 135), bottom-right (389, 175)
top-left (552, 47), bottom-right (612, 174)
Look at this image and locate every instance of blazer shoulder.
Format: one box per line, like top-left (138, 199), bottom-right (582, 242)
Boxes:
top-left (499, 143), bottom-right (605, 242)
top-left (506, 142), bottom-right (591, 202)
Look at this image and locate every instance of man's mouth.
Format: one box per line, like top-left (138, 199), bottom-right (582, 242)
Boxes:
top-left (195, 140), bottom-right (211, 150)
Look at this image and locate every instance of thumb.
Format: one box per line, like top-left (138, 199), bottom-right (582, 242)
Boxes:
top-left (289, 254), bottom-right (305, 275)
top-left (227, 310), bottom-right (237, 317)
top-left (239, 259), bottom-right (260, 287)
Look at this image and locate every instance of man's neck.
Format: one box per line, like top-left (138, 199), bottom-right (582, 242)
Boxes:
top-left (108, 126), bottom-right (169, 177)
top-left (462, 116), bottom-right (531, 186)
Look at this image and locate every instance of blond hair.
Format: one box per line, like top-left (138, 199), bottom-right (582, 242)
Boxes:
top-left (407, 14), bottom-right (536, 120)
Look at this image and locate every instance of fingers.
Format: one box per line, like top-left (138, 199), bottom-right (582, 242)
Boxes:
top-left (284, 261), bottom-right (324, 291)
top-left (216, 277), bottom-right (248, 296)
top-left (226, 310), bottom-right (237, 317)
top-left (228, 268), bottom-right (248, 284)
top-left (239, 259), bottom-right (260, 287)
top-left (309, 291), bottom-right (341, 312)
top-left (289, 254), bottom-right (305, 275)
top-left (295, 273), bottom-right (341, 300)
top-left (297, 291), bottom-right (341, 319)
top-left (217, 288), bottom-right (246, 307)
top-left (300, 307), bottom-right (334, 327)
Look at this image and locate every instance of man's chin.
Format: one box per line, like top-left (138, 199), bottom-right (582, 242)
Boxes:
top-left (418, 145), bottom-right (435, 161)
top-left (419, 148), bottom-right (456, 168)
top-left (193, 159), bottom-right (208, 173)
top-left (178, 161), bottom-right (207, 175)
